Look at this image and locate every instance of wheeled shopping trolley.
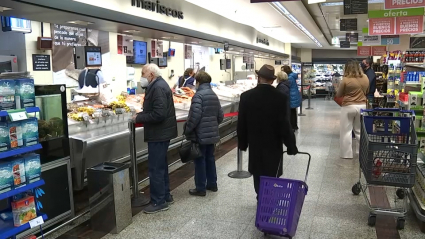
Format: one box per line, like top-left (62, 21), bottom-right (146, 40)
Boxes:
top-left (256, 152), bottom-right (311, 238)
top-left (351, 108), bottom-right (418, 230)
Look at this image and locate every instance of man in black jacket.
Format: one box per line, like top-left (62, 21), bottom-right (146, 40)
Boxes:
top-left (237, 64), bottom-right (298, 200)
top-left (135, 64), bottom-right (177, 214)
top-left (361, 57), bottom-right (376, 102)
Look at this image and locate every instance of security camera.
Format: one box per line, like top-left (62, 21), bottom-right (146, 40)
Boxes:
top-left (169, 69), bottom-right (174, 79)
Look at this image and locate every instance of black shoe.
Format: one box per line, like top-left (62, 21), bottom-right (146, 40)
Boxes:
top-left (189, 189), bottom-right (206, 196)
top-left (206, 186), bottom-right (218, 192)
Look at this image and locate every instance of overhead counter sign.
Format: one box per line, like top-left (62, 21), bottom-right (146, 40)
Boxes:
top-left (131, 0), bottom-right (184, 19)
top-left (368, 8), bottom-right (424, 18)
top-left (384, 0), bottom-right (425, 9)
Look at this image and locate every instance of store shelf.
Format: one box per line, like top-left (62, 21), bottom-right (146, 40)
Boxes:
top-left (406, 82), bottom-right (422, 85)
top-left (0, 214), bottom-right (47, 239)
top-left (0, 144), bottom-right (42, 160)
top-left (0, 179), bottom-right (45, 201)
top-left (405, 63), bottom-right (425, 68)
top-left (0, 107), bottom-right (40, 117)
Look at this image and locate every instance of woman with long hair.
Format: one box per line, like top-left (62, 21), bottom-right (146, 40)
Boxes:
top-left (336, 60), bottom-right (369, 159)
top-left (282, 65), bottom-right (301, 130)
top-left (173, 68), bottom-right (195, 89)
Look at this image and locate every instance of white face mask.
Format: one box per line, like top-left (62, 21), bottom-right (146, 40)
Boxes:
top-left (140, 77), bottom-right (149, 88)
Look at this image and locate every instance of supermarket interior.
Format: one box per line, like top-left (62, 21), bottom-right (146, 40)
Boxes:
top-left (0, 0), bottom-right (425, 238)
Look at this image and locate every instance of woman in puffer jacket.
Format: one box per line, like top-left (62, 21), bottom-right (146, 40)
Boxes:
top-left (184, 71), bottom-right (224, 197)
top-left (282, 65), bottom-right (301, 130)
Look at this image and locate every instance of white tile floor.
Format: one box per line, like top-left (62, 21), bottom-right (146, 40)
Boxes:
top-left (102, 99), bottom-right (425, 239)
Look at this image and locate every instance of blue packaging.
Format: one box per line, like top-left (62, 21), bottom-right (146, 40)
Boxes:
top-left (0, 80), bottom-right (16, 110)
top-left (0, 162), bottom-right (13, 193)
top-left (24, 154), bottom-right (41, 183)
top-left (22, 118), bottom-right (39, 147)
top-left (10, 157), bottom-right (26, 188)
top-left (0, 122), bottom-right (9, 152)
top-left (14, 79), bottom-right (35, 109)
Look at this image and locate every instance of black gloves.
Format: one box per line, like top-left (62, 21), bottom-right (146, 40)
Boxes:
top-left (287, 146), bottom-right (299, 155)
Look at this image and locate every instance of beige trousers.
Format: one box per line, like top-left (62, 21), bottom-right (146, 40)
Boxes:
top-left (340, 104), bottom-right (365, 158)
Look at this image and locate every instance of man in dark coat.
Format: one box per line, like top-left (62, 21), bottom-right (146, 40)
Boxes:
top-left (237, 64), bottom-right (298, 199)
top-left (135, 64), bottom-right (177, 214)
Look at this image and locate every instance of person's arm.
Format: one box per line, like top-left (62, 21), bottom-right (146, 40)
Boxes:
top-left (335, 78), bottom-right (346, 97)
top-left (184, 94), bottom-right (202, 135)
top-left (237, 94), bottom-right (248, 151)
top-left (279, 94), bottom-right (298, 154)
top-left (217, 106), bottom-right (224, 124)
top-left (135, 87), bottom-right (168, 124)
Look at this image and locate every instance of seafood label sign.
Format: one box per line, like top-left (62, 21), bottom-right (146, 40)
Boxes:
top-left (385, 0), bottom-right (425, 9)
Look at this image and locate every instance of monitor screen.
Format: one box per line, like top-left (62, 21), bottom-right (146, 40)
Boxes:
top-left (86, 51), bottom-right (102, 66)
top-left (159, 53), bottom-right (167, 67)
top-left (0, 61), bottom-right (12, 73)
top-left (1, 16), bottom-right (32, 33)
top-left (133, 41), bottom-right (147, 65)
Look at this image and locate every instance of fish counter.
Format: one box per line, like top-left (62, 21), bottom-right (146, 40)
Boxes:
top-left (68, 100), bottom-right (238, 190)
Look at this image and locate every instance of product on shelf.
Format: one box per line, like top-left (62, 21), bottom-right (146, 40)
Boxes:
top-left (11, 195), bottom-right (37, 227)
top-left (8, 121), bottom-right (24, 149)
top-left (10, 157), bottom-right (26, 188)
top-left (15, 79), bottom-right (35, 109)
top-left (404, 50), bottom-right (425, 63)
top-left (24, 154), bottom-right (41, 183)
top-left (22, 118), bottom-right (39, 147)
top-left (0, 122), bottom-right (10, 152)
top-left (0, 80), bottom-right (16, 111)
top-left (0, 162), bottom-right (13, 193)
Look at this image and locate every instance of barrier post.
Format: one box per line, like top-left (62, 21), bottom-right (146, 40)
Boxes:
top-left (298, 85), bottom-right (306, 116)
top-left (228, 149), bottom-right (251, 178)
top-left (128, 119), bottom-right (150, 207)
top-left (306, 83), bottom-right (314, 110)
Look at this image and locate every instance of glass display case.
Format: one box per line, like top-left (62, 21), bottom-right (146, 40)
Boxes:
top-left (34, 85), bottom-right (70, 164)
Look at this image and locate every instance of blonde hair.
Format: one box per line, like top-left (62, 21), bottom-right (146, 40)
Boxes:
top-left (277, 71), bottom-right (288, 82)
top-left (344, 60), bottom-right (364, 78)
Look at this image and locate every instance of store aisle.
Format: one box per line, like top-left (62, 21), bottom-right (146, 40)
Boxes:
top-left (101, 99), bottom-right (424, 239)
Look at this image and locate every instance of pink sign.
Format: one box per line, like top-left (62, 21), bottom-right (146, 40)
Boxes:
top-left (396, 15), bottom-right (424, 34)
top-left (357, 46), bottom-right (371, 56)
top-left (369, 18), bottom-right (395, 35)
top-left (371, 46), bottom-right (387, 56)
top-left (385, 0), bottom-right (425, 9)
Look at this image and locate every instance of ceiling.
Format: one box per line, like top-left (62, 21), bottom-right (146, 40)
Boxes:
top-left (303, 0), bottom-right (385, 49)
top-left (0, 0), bottom-right (290, 58)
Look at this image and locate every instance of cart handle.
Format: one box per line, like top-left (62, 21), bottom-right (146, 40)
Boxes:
top-left (283, 151), bottom-right (311, 186)
top-left (361, 108), bottom-right (415, 115)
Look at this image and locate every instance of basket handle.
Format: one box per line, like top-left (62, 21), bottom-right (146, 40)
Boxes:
top-left (283, 151), bottom-right (311, 184)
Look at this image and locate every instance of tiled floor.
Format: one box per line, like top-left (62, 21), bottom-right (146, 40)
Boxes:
top-left (96, 100), bottom-right (424, 238)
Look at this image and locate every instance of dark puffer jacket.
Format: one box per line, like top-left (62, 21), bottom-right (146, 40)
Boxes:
top-left (184, 83), bottom-right (224, 145)
top-left (276, 80), bottom-right (290, 98)
top-left (136, 76), bottom-right (177, 142)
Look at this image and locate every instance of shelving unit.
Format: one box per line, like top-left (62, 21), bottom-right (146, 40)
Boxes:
top-left (0, 106), bottom-right (46, 239)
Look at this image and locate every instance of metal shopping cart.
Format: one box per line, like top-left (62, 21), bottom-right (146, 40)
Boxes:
top-left (351, 108), bottom-right (418, 230)
top-left (256, 152), bottom-right (311, 238)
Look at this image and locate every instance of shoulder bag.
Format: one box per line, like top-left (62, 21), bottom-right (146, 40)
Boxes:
top-left (179, 139), bottom-right (202, 163)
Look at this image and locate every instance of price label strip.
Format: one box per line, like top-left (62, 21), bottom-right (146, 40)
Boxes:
top-left (29, 216), bottom-right (44, 228)
top-left (7, 109), bottom-right (28, 122)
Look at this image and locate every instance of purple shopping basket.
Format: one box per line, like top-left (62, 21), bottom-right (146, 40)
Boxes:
top-left (255, 176), bottom-right (308, 238)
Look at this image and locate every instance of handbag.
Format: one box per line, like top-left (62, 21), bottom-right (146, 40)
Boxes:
top-left (179, 140), bottom-right (202, 163)
top-left (334, 96), bottom-right (343, 106)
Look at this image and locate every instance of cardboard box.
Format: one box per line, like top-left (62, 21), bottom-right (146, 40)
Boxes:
top-left (24, 154), bottom-right (41, 183)
top-left (14, 79), bottom-right (35, 109)
top-left (409, 92), bottom-right (422, 107)
top-left (11, 196), bottom-right (36, 227)
top-left (22, 118), bottom-right (38, 147)
top-left (0, 122), bottom-right (9, 152)
top-left (0, 162), bottom-right (13, 193)
top-left (10, 157), bottom-right (26, 188)
top-left (0, 80), bottom-right (16, 110)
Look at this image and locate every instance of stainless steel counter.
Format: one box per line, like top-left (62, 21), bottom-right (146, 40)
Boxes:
top-left (69, 101), bottom-right (237, 190)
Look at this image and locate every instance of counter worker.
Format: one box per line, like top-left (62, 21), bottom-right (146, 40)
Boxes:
top-left (74, 67), bottom-right (114, 103)
top-left (361, 58), bottom-right (376, 106)
top-left (133, 64), bottom-right (178, 214)
top-left (173, 68), bottom-right (196, 90)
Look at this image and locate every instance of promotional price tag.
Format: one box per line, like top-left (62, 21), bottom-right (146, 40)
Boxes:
top-left (29, 216), bottom-right (44, 228)
top-left (7, 110), bottom-right (28, 122)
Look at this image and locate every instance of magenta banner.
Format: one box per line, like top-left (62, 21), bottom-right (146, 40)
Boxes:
top-left (251, 0), bottom-right (299, 2)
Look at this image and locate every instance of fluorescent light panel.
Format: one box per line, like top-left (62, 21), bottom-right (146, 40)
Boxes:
top-left (308, 0), bottom-right (326, 4)
top-left (270, 2), bottom-right (322, 47)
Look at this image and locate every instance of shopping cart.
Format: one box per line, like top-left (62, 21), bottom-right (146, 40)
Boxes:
top-left (256, 152), bottom-right (311, 238)
top-left (351, 108), bottom-right (418, 230)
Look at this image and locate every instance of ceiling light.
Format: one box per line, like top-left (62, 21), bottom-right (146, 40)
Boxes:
top-left (161, 37), bottom-right (171, 39)
top-left (191, 41), bottom-right (198, 44)
top-left (229, 48), bottom-right (234, 50)
top-left (66, 20), bottom-right (94, 26)
top-left (270, 2), bottom-right (322, 47)
top-left (308, 0), bottom-right (326, 4)
top-left (0, 6), bottom-right (12, 12)
top-left (123, 30), bottom-right (140, 33)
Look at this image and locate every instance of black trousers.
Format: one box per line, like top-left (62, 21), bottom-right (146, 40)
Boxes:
top-left (253, 174), bottom-right (261, 200)
top-left (290, 108), bottom-right (298, 130)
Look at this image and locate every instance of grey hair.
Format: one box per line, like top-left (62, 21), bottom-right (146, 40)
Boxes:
top-left (144, 63), bottom-right (162, 78)
top-left (277, 71), bottom-right (288, 82)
